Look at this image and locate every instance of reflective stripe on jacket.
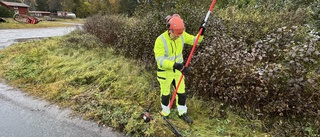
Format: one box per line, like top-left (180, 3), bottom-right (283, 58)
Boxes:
top-left (154, 30), bottom-right (203, 70)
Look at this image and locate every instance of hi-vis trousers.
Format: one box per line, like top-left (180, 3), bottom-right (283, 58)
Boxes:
top-left (157, 69), bottom-right (188, 116)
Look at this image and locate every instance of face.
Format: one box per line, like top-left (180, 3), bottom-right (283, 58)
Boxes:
top-left (169, 32), bottom-right (180, 40)
top-left (169, 29), bottom-right (183, 40)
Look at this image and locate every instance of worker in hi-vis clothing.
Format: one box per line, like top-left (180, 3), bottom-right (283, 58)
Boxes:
top-left (153, 14), bottom-right (205, 123)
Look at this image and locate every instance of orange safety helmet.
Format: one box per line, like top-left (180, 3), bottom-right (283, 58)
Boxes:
top-left (167, 14), bottom-right (185, 36)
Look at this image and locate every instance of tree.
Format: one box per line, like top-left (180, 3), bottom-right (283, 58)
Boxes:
top-left (0, 5), bottom-right (15, 17)
top-left (47, 0), bottom-right (63, 12)
top-left (77, 1), bottom-right (92, 17)
top-left (36, 0), bottom-right (49, 11)
top-left (89, 0), bottom-right (110, 15)
top-left (61, 0), bottom-right (75, 12)
top-left (119, 0), bottom-right (139, 16)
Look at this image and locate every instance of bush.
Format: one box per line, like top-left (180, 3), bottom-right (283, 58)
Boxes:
top-left (84, 14), bottom-right (128, 45)
top-left (191, 24), bottom-right (320, 115)
top-left (190, 22), bottom-right (320, 135)
top-left (0, 6), bottom-right (14, 18)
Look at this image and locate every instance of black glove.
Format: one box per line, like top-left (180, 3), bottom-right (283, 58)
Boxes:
top-left (199, 20), bottom-right (206, 35)
top-left (173, 63), bottom-right (190, 76)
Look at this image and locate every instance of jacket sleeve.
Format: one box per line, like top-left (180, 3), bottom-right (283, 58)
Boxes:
top-left (154, 37), bottom-right (174, 70)
top-left (183, 31), bottom-right (204, 46)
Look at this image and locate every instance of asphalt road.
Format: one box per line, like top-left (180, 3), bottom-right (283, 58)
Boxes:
top-left (0, 26), bottom-right (82, 49)
top-left (0, 82), bottom-right (123, 137)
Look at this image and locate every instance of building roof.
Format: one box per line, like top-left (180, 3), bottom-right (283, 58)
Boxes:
top-left (0, 1), bottom-right (29, 8)
top-left (29, 11), bottom-right (51, 14)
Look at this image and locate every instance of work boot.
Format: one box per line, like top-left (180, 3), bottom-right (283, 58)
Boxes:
top-left (179, 113), bottom-right (193, 124)
top-left (161, 104), bottom-right (170, 117)
top-left (160, 111), bottom-right (169, 118)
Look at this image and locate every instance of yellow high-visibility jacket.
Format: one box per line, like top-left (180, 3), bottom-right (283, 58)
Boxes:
top-left (154, 30), bottom-right (204, 71)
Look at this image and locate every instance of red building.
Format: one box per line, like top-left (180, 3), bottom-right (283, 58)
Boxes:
top-left (0, 1), bottom-right (29, 15)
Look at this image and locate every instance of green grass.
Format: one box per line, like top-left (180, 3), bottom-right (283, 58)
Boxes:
top-left (0, 32), bottom-right (270, 137)
top-left (0, 18), bottom-right (84, 29)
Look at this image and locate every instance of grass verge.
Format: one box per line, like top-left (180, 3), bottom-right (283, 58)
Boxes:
top-left (0, 31), bottom-right (269, 137)
top-left (0, 18), bottom-right (84, 29)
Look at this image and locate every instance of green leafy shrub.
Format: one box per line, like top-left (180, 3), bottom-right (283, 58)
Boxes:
top-left (0, 6), bottom-right (14, 18)
top-left (84, 14), bottom-right (128, 45)
top-left (218, 6), bottom-right (310, 45)
top-left (191, 24), bottom-right (320, 135)
top-left (114, 12), bottom-right (163, 67)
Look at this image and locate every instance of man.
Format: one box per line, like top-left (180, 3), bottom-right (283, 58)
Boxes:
top-left (153, 14), bottom-right (205, 124)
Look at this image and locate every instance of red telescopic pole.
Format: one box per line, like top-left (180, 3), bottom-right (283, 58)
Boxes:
top-left (169, 0), bottom-right (217, 109)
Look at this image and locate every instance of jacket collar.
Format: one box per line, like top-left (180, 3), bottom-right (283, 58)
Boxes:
top-left (163, 30), bottom-right (172, 40)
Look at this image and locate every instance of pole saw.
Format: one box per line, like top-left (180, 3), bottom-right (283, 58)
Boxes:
top-left (169, 0), bottom-right (217, 109)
